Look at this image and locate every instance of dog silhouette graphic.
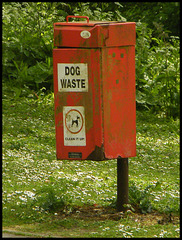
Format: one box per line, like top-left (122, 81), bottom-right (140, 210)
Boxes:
top-left (71, 116), bottom-right (80, 127)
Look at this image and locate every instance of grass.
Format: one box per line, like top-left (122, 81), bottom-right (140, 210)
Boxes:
top-left (2, 87), bottom-right (180, 238)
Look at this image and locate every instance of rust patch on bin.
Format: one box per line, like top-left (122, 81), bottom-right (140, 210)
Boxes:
top-left (86, 145), bottom-right (108, 161)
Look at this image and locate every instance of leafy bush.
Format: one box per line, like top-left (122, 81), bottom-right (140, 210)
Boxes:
top-left (109, 180), bottom-right (163, 214)
top-left (135, 22), bottom-right (180, 118)
top-left (33, 179), bottom-right (72, 213)
top-left (72, 2), bottom-right (126, 21)
top-left (2, 2), bottom-right (65, 91)
top-left (120, 2), bottom-right (180, 37)
top-left (129, 181), bottom-right (155, 214)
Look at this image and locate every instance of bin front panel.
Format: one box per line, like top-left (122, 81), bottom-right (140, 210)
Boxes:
top-left (53, 48), bottom-right (104, 160)
top-left (102, 46), bottom-right (136, 158)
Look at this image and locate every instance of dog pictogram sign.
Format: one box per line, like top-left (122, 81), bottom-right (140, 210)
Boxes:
top-left (65, 109), bottom-right (83, 134)
top-left (63, 106), bottom-right (86, 146)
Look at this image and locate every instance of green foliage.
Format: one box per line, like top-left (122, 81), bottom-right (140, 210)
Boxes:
top-left (129, 181), bottom-right (153, 214)
top-left (33, 178), bottom-right (73, 213)
top-left (135, 22), bottom-right (180, 118)
top-left (72, 2), bottom-right (126, 21)
top-left (149, 36), bottom-right (179, 118)
top-left (2, 2), bottom-right (65, 90)
top-left (121, 2), bottom-right (180, 36)
top-left (129, 181), bottom-right (163, 214)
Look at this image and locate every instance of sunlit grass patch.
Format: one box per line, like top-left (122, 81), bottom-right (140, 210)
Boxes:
top-left (2, 93), bottom-right (180, 237)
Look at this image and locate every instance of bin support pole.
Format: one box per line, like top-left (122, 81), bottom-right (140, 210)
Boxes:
top-left (117, 157), bottom-right (129, 212)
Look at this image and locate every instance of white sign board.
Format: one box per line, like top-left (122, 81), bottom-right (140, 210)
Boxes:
top-left (58, 63), bottom-right (88, 92)
top-left (63, 106), bottom-right (86, 146)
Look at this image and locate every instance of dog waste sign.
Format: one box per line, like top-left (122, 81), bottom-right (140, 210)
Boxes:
top-left (63, 106), bottom-right (86, 146)
top-left (58, 63), bottom-right (88, 92)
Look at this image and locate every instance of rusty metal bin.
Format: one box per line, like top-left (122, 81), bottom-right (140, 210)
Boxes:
top-left (53, 16), bottom-right (136, 160)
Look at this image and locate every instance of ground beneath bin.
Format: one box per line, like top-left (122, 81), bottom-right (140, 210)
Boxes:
top-left (56, 204), bottom-right (179, 225)
top-left (3, 205), bottom-right (180, 238)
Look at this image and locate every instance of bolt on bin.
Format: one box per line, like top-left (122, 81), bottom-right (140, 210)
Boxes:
top-left (53, 15), bottom-right (136, 161)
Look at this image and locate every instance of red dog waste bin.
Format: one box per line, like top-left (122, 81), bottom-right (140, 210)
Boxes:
top-left (53, 16), bottom-right (136, 160)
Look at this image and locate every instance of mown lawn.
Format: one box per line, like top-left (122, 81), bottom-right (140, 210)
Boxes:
top-left (2, 90), bottom-right (180, 238)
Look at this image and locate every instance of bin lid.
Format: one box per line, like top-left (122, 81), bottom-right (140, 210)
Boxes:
top-left (54, 16), bottom-right (135, 48)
